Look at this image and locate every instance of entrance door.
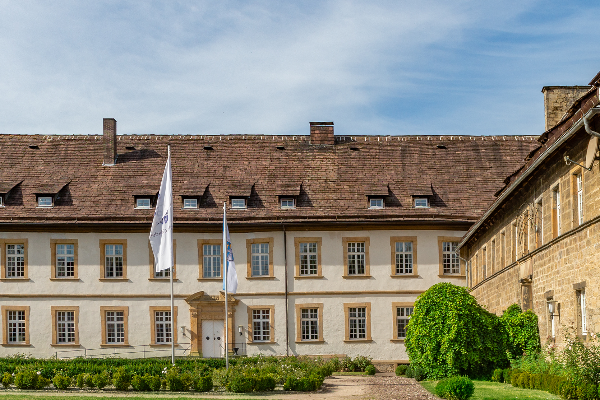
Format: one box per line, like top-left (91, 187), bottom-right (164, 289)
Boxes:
top-left (201, 320), bottom-right (224, 358)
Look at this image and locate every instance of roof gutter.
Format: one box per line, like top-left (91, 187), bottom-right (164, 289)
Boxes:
top-left (458, 101), bottom-right (600, 250)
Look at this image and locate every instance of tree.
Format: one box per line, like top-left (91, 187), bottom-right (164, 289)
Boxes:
top-left (501, 304), bottom-right (540, 360)
top-left (405, 283), bottom-right (508, 379)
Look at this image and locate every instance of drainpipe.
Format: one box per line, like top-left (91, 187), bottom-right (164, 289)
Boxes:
top-left (583, 107), bottom-right (600, 137)
top-left (283, 224), bottom-right (289, 356)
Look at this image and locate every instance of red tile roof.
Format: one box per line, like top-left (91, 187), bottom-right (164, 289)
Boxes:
top-left (0, 134), bottom-right (538, 227)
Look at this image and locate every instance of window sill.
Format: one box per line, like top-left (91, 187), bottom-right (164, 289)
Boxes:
top-left (390, 339), bottom-right (406, 343)
top-left (0, 278), bottom-right (30, 281)
top-left (343, 339), bottom-right (372, 343)
top-left (149, 344), bottom-right (180, 347)
top-left (439, 274), bottom-right (466, 279)
top-left (100, 343), bottom-right (131, 348)
top-left (342, 275), bottom-right (372, 279)
top-left (248, 341), bottom-right (276, 345)
top-left (390, 274), bottom-right (419, 279)
top-left (294, 275), bottom-right (324, 279)
top-left (148, 278), bottom-right (178, 281)
top-left (295, 340), bottom-right (325, 344)
top-left (99, 278), bottom-right (129, 282)
top-left (246, 276), bottom-right (276, 280)
top-left (50, 278), bottom-right (80, 281)
top-left (51, 343), bottom-right (80, 347)
top-left (197, 278), bottom-right (222, 282)
top-left (1, 343), bottom-right (32, 347)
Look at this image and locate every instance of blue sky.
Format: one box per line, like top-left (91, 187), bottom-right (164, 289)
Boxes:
top-left (0, 1), bottom-right (598, 137)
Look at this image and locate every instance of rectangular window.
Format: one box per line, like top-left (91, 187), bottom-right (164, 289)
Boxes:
top-left (482, 247), bottom-right (487, 279)
top-left (154, 265), bottom-right (171, 278)
top-left (135, 198), bottom-right (151, 209)
top-left (347, 242), bottom-right (365, 275)
top-left (38, 196), bottom-right (53, 207)
top-left (414, 198), bottom-right (428, 208)
top-left (106, 311), bottom-right (125, 344)
top-left (348, 307), bottom-right (366, 339)
top-left (252, 309), bottom-right (271, 342)
top-left (0, 196), bottom-right (4, 207)
top-left (576, 288), bottom-right (587, 336)
top-left (553, 187), bottom-right (561, 237)
top-left (369, 198), bottom-right (384, 209)
top-left (299, 242), bottom-right (318, 275)
top-left (203, 244), bottom-right (221, 278)
top-left (501, 231), bottom-right (506, 268)
top-left (576, 173), bottom-right (584, 226)
top-left (300, 308), bottom-right (319, 341)
top-left (535, 200), bottom-right (543, 248)
top-left (280, 198), bottom-right (295, 209)
top-left (104, 244), bottom-right (124, 278)
top-left (513, 223), bottom-right (519, 261)
top-left (395, 242), bottom-right (413, 274)
top-left (183, 198), bottom-right (198, 209)
top-left (396, 307), bottom-right (413, 339)
top-left (150, 240), bottom-right (175, 279)
top-left (442, 241), bottom-right (460, 274)
top-left (154, 311), bottom-right (172, 344)
top-left (251, 243), bottom-right (270, 276)
top-left (57, 311), bottom-right (76, 344)
top-left (231, 198), bottom-right (247, 209)
top-left (7, 311), bottom-right (26, 344)
top-left (6, 244), bottom-right (25, 278)
top-left (56, 244), bottom-right (75, 278)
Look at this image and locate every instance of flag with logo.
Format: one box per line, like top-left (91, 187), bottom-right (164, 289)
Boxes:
top-left (223, 209), bottom-right (238, 294)
top-left (149, 151), bottom-right (173, 272)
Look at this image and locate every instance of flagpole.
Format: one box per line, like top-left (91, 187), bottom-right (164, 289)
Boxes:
top-left (223, 202), bottom-right (229, 370)
top-left (169, 145), bottom-right (175, 366)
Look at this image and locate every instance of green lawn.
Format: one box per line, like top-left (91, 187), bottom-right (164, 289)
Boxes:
top-left (420, 380), bottom-right (560, 400)
top-left (0, 396), bottom-right (254, 400)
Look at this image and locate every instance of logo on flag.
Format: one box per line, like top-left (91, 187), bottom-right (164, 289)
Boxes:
top-left (149, 152), bottom-right (173, 272)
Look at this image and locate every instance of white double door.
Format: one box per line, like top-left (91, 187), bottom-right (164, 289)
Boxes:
top-left (202, 320), bottom-right (224, 358)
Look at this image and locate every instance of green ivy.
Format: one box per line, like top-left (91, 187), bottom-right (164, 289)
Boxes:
top-left (405, 283), bottom-right (509, 379)
top-left (500, 304), bottom-right (541, 359)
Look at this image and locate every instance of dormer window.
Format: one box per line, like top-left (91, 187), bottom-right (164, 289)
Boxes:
top-left (136, 198), bottom-right (151, 209)
top-left (280, 198), bottom-right (295, 209)
top-left (183, 198), bottom-right (198, 209)
top-left (38, 196), bottom-right (53, 208)
top-left (0, 195), bottom-right (3, 207)
top-left (414, 198), bottom-right (429, 208)
top-left (369, 198), bottom-right (384, 209)
top-left (231, 198), bottom-right (247, 209)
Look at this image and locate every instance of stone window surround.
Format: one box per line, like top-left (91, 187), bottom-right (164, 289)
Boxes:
top-left (343, 302), bottom-right (372, 342)
top-left (437, 236), bottom-right (464, 277)
top-left (51, 306), bottom-right (79, 347)
top-left (0, 239), bottom-right (29, 281)
top-left (149, 240), bottom-right (177, 280)
top-left (99, 239), bottom-right (127, 281)
top-left (149, 306), bottom-right (178, 346)
top-left (50, 239), bottom-right (79, 280)
top-left (197, 239), bottom-right (222, 281)
top-left (391, 302), bottom-right (414, 342)
top-left (247, 305), bottom-right (275, 344)
top-left (246, 238), bottom-right (274, 279)
top-left (342, 237), bottom-right (370, 278)
top-left (390, 236), bottom-right (418, 277)
top-left (295, 303), bottom-right (324, 343)
top-left (294, 237), bottom-right (323, 279)
top-left (100, 306), bottom-right (129, 347)
top-left (1, 305), bottom-right (30, 346)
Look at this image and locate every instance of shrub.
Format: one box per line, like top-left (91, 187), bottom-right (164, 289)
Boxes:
top-left (353, 356), bottom-right (373, 372)
top-left (165, 367), bottom-right (191, 391)
top-left (52, 372), bottom-right (71, 390)
top-left (560, 380), bottom-right (578, 400)
top-left (147, 375), bottom-right (161, 391)
top-left (75, 373), bottom-right (85, 389)
top-left (227, 374), bottom-right (255, 393)
top-left (405, 283), bottom-right (508, 379)
top-left (92, 371), bottom-right (110, 390)
top-left (395, 364), bottom-right (408, 376)
top-left (83, 373), bottom-right (96, 389)
top-left (501, 304), bottom-right (541, 359)
top-left (2, 372), bottom-right (14, 388)
top-left (212, 368), bottom-right (229, 388)
top-left (365, 365), bottom-right (376, 375)
top-left (194, 375), bottom-right (212, 392)
top-left (112, 367), bottom-right (131, 391)
top-left (405, 366), bottom-right (414, 378)
top-left (283, 373), bottom-right (323, 391)
top-left (131, 375), bottom-right (150, 391)
top-left (576, 381), bottom-right (597, 400)
top-left (502, 368), bottom-right (512, 384)
top-left (255, 374), bottom-right (276, 391)
top-left (14, 369), bottom-right (39, 390)
top-left (491, 368), bottom-right (503, 382)
top-left (435, 376), bottom-right (475, 400)
top-left (412, 365), bottom-right (426, 382)
top-left (36, 376), bottom-right (51, 389)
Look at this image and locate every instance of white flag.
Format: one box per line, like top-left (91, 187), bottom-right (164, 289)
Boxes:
top-left (223, 209), bottom-right (238, 294)
top-left (149, 151), bottom-right (173, 272)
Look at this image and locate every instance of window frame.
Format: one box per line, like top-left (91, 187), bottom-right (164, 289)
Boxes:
top-left (135, 197), bottom-right (151, 209)
top-left (414, 197), bottom-right (429, 208)
top-left (51, 306), bottom-right (79, 346)
top-left (343, 302), bottom-right (371, 342)
top-left (295, 303), bottom-right (324, 343)
top-left (99, 239), bottom-right (127, 280)
top-left (0, 195), bottom-right (4, 207)
top-left (246, 238), bottom-right (274, 279)
top-left (552, 185), bottom-right (561, 238)
top-left (182, 197), bottom-right (198, 209)
top-left (231, 198), bottom-right (247, 209)
top-left (1, 306), bottom-right (30, 346)
top-left (342, 237), bottom-right (370, 278)
top-left (369, 198), bottom-right (384, 209)
top-left (294, 237), bottom-right (322, 279)
top-left (100, 306), bottom-right (129, 346)
top-left (247, 305), bottom-right (275, 344)
top-left (535, 198), bottom-right (543, 249)
top-left (149, 306), bottom-right (178, 346)
top-left (280, 198), bottom-right (296, 209)
top-left (572, 170), bottom-right (584, 227)
top-left (438, 237), bottom-right (463, 277)
top-left (37, 196), bottom-right (53, 208)
top-left (197, 239), bottom-right (223, 281)
top-left (391, 302), bottom-right (414, 341)
top-left (148, 240), bottom-right (177, 280)
top-left (390, 236), bottom-right (417, 277)
top-left (50, 239), bottom-right (78, 280)
top-left (0, 239), bottom-right (29, 281)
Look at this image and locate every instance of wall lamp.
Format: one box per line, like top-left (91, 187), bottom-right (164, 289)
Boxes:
top-left (238, 325), bottom-right (243, 336)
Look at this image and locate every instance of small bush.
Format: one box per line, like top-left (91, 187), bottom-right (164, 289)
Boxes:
top-left (560, 380), bottom-right (578, 400)
top-left (405, 366), bottom-right (414, 378)
top-left (131, 375), bottom-right (150, 391)
top-left (365, 365), bottom-right (376, 375)
top-left (75, 373), bottom-right (85, 389)
top-left (576, 381), bottom-right (597, 400)
top-left (412, 365), bottom-right (426, 381)
top-left (502, 368), bottom-right (512, 383)
top-left (353, 356), bottom-right (373, 372)
top-left (283, 373), bottom-right (323, 391)
top-left (256, 374), bottom-right (276, 391)
top-left (2, 372), bottom-right (14, 388)
top-left (146, 375), bottom-right (161, 391)
top-left (435, 376), bottom-right (475, 400)
top-left (112, 367), bottom-right (131, 391)
top-left (212, 368), bottom-right (229, 388)
top-left (194, 375), bottom-right (213, 392)
top-left (395, 364), bottom-right (408, 376)
top-left (84, 373), bottom-right (96, 389)
top-left (227, 375), bottom-right (255, 393)
top-left (491, 368), bottom-right (503, 383)
top-left (52, 372), bottom-right (71, 390)
top-left (14, 370), bottom-right (39, 390)
top-left (92, 372), bottom-right (110, 390)
top-left (36, 376), bottom-right (51, 389)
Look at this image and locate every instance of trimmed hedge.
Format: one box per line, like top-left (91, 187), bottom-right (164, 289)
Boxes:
top-left (435, 376), bottom-right (475, 400)
top-left (395, 364), bottom-right (408, 376)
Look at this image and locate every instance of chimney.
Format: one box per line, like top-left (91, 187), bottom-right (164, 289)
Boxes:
top-left (103, 118), bottom-right (117, 166)
top-left (542, 86), bottom-right (591, 131)
top-left (309, 122), bottom-right (334, 145)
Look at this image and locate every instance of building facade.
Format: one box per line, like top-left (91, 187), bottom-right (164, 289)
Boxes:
top-left (0, 121), bottom-right (537, 363)
top-left (459, 74), bottom-right (600, 346)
